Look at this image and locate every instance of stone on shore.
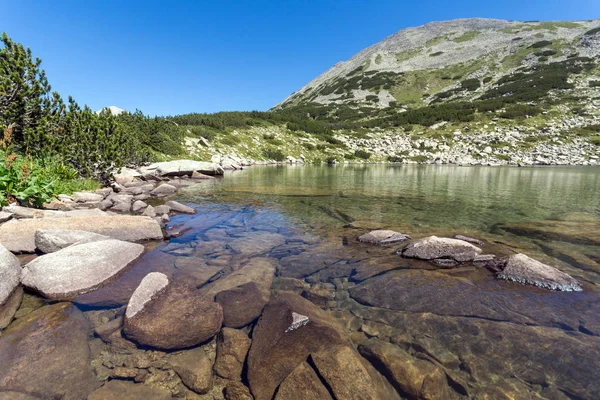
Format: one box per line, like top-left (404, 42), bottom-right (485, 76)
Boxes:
top-left (87, 379), bottom-right (171, 400)
top-left (215, 282), bottom-right (266, 328)
top-left (401, 235), bottom-right (482, 262)
top-left (0, 243), bottom-right (23, 328)
top-left (35, 228), bottom-right (109, 253)
top-left (21, 239), bottom-right (144, 300)
top-left (358, 230), bottom-right (410, 245)
top-left (2, 205), bottom-right (65, 219)
top-left (150, 183), bottom-right (177, 196)
top-left (0, 303), bottom-right (101, 399)
top-left (214, 328), bottom-right (252, 381)
top-left (0, 212), bottom-right (12, 223)
top-left (132, 200), bottom-right (147, 213)
top-left (498, 254), bottom-right (582, 291)
top-left (0, 215), bottom-right (163, 253)
top-left (124, 280), bottom-right (223, 350)
top-left (274, 362), bottom-right (333, 400)
top-left (142, 160), bottom-right (224, 177)
top-left (72, 191), bottom-right (105, 203)
top-left (170, 347), bottom-right (214, 394)
top-left (166, 200), bottom-right (196, 214)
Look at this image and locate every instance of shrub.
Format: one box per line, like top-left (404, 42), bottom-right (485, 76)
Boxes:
top-left (430, 51), bottom-right (444, 57)
top-left (528, 40), bottom-right (553, 48)
top-left (584, 27), bottom-right (600, 36)
top-left (589, 80), bottom-right (600, 87)
top-left (262, 148), bottom-right (286, 161)
top-left (461, 78), bottom-right (481, 91)
top-left (354, 149), bottom-right (371, 160)
top-left (302, 143), bottom-right (315, 151)
top-left (589, 136), bottom-right (600, 146)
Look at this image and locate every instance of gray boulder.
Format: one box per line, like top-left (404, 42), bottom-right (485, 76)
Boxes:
top-left (498, 254), bottom-right (582, 292)
top-left (35, 228), bottom-right (109, 253)
top-left (21, 239), bottom-right (144, 300)
top-left (2, 205), bottom-right (65, 219)
top-left (150, 183), bottom-right (177, 196)
top-left (142, 160), bottom-right (224, 177)
top-left (358, 230), bottom-right (410, 245)
top-left (402, 235), bottom-right (482, 262)
top-left (0, 243), bottom-right (22, 328)
top-left (166, 200), bottom-right (196, 214)
top-left (0, 215), bottom-right (163, 253)
top-left (72, 191), bottom-right (105, 203)
top-left (132, 200), bottom-right (147, 213)
top-left (0, 212), bottom-right (13, 223)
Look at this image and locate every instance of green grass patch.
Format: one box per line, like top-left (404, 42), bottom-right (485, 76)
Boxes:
top-left (375, 54), bottom-right (382, 64)
top-left (453, 31), bottom-right (480, 43)
top-left (396, 48), bottom-right (422, 63)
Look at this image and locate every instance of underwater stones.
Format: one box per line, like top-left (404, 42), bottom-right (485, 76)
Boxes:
top-left (21, 240), bottom-right (144, 300)
top-left (453, 234), bottom-right (485, 246)
top-left (214, 328), bottom-right (252, 381)
top-left (224, 382), bottom-right (254, 400)
top-left (227, 232), bottom-right (286, 257)
top-left (215, 282), bottom-right (266, 328)
top-left (149, 183), bottom-right (177, 196)
top-left (87, 380), bottom-right (171, 400)
top-left (34, 228), bottom-right (109, 253)
top-left (0, 215), bottom-right (162, 253)
top-left (401, 235), bottom-right (481, 262)
top-left (166, 200), bottom-right (196, 214)
top-left (124, 280), bottom-right (223, 350)
top-left (0, 243), bottom-right (22, 328)
top-left (0, 286), bottom-right (23, 329)
top-left (358, 338), bottom-right (452, 400)
top-left (0, 303), bottom-right (101, 399)
top-left (170, 347), bottom-right (214, 394)
top-left (498, 253), bottom-right (582, 291)
top-left (200, 257), bottom-right (276, 300)
top-left (358, 230), bottom-right (410, 245)
top-left (275, 362), bottom-right (333, 400)
top-left (285, 312), bottom-right (310, 332)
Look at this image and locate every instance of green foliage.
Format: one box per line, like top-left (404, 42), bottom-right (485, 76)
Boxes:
top-left (500, 104), bottom-right (542, 119)
top-left (262, 148), bottom-right (286, 161)
top-left (528, 40), bottom-right (553, 49)
top-left (535, 49), bottom-right (557, 57)
top-left (584, 27), bottom-right (600, 36)
top-left (460, 78), bottom-right (481, 91)
top-left (589, 80), bottom-right (600, 87)
top-left (589, 136), bottom-right (600, 146)
top-left (354, 149), bottom-right (371, 160)
top-left (453, 31), bottom-right (479, 43)
top-left (430, 51), bottom-right (444, 57)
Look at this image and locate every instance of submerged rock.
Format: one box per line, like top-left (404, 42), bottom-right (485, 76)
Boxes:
top-left (401, 235), bottom-right (481, 262)
top-left (214, 328), bottom-right (252, 381)
top-left (170, 347), bottom-right (214, 394)
top-left (498, 254), bottom-right (582, 291)
top-left (0, 243), bottom-right (22, 328)
top-left (275, 362), bottom-right (333, 400)
top-left (21, 239), bottom-right (144, 300)
top-left (225, 382), bottom-right (254, 400)
top-left (166, 200), bottom-right (196, 214)
top-left (87, 380), bottom-right (171, 400)
top-left (200, 257), bottom-right (276, 300)
top-left (215, 282), bottom-right (266, 328)
top-left (34, 228), bottom-right (109, 253)
top-left (124, 279), bottom-right (223, 350)
top-left (358, 230), bottom-right (410, 245)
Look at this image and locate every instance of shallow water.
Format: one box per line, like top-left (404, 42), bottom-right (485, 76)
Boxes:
top-left (3, 165), bottom-right (600, 399)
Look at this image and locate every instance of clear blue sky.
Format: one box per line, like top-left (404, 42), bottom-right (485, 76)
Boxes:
top-left (2, 1), bottom-right (599, 115)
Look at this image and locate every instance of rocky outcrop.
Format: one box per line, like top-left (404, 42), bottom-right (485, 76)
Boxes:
top-left (140, 160), bottom-right (224, 177)
top-left (0, 215), bottom-right (163, 253)
top-left (87, 380), bottom-right (171, 400)
top-left (358, 230), bottom-right (410, 245)
top-left (214, 328), bottom-right (252, 381)
top-left (498, 253), bottom-right (582, 291)
top-left (21, 239), bottom-right (144, 300)
top-left (35, 228), bottom-right (109, 253)
top-left (401, 235), bottom-right (481, 262)
top-left (170, 347), bottom-right (214, 394)
top-left (0, 243), bottom-right (22, 328)
top-left (124, 280), bottom-right (223, 350)
top-left (0, 303), bottom-right (101, 399)
top-left (215, 282), bottom-right (266, 328)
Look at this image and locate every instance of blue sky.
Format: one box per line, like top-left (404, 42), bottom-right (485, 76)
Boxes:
top-left (2, 1), bottom-right (599, 115)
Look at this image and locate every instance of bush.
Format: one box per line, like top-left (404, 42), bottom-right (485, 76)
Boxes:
top-left (528, 40), bottom-right (553, 48)
top-left (430, 51), bottom-right (444, 57)
top-left (584, 27), bottom-right (600, 36)
top-left (589, 80), bottom-right (600, 87)
top-left (354, 149), bottom-right (371, 160)
top-left (461, 78), bottom-right (481, 91)
top-left (589, 136), bottom-right (600, 146)
top-left (262, 148), bottom-right (286, 161)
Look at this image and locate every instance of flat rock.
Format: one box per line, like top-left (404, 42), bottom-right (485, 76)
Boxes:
top-left (358, 230), bottom-right (410, 245)
top-left (113, 167), bottom-right (142, 185)
top-left (35, 228), bottom-right (109, 253)
top-left (227, 232), bottom-right (286, 257)
top-left (0, 303), bottom-right (101, 399)
top-left (142, 205), bottom-right (157, 217)
top-left (274, 362), bottom-right (333, 400)
top-left (110, 202), bottom-right (131, 212)
top-left (402, 235), bottom-right (481, 262)
top-left (0, 243), bottom-right (21, 307)
top-left (21, 239), bottom-right (144, 300)
top-left (0, 285), bottom-right (23, 329)
top-left (149, 183), bottom-right (177, 196)
top-left (166, 200), bottom-right (195, 214)
top-left (72, 191), bottom-right (105, 203)
top-left (124, 282), bottom-right (222, 350)
top-left (0, 392), bottom-right (40, 400)
top-left (214, 328), bottom-right (252, 381)
top-left (200, 257), bottom-right (276, 300)
top-left (453, 234), bottom-right (485, 246)
top-left (500, 216), bottom-right (600, 246)
top-left (170, 347), bottom-right (214, 394)
top-left (0, 212), bottom-right (12, 223)
top-left (2, 205), bottom-right (65, 219)
top-left (215, 282), bottom-right (266, 328)
top-left (125, 272), bottom-right (170, 319)
top-left (498, 253), bottom-right (582, 291)
top-left (173, 257), bottom-right (224, 287)
top-left (132, 200), bottom-right (147, 213)
top-left (87, 379), bottom-right (171, 400)
top-left (143, 160), bottom-right (224, 177)
top-left (0, 215), bottom-right (163, 253)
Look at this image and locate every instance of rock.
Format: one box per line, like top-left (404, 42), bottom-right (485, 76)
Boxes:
top-left (142, 160), bottom-right (224, 177)
top-left (125, 272), bottom-right (170, 319)
top-left (247, 292), bottom-right (350, 400)
top-left (110, 201), bottom-right (131, 213)
top-left (21, 239), bottom-right (144, 300)
top-left (0, 243), bottom-right (22, 328)
top-left (274, 362), bottom-right (333, 400)
top-left (149, 183), bottom-right (177, 196)
top-left (453, 234), bottom-right (485, 246)
top-left (192, 171), bottom-right (216, 179)
top-left (0, 392), bottom-right (40, 400)
top-left (0, 212), bottom-right (12, 223)
top-left (113, 167), bottom-right (143, 185)
top-left (402, 235), bottom-right (481, 262)
top-left (35, 228), bottom-right (109, 253)
top-left (94, 315), bottom-right (124, 341)
top-left (227, 232), bottom-right (286, 257)
top-left (0, 303), bottom-right (101, 399)
top-left (170, 347), bottom-right (214, 394)
top-left (498, 254), bottom-right (582, 291)
top-left (310, 345), bottom-right (401, 400)
top-left (124, 280), bottom-right (223, 350)
top-left (65, 208), bottom-right (108, 217)
top-left (358, 230), bottom-right (410, 245)
top-left (500, 216), bottom-right (600, 246)
top-left (142, 205), bottom-right (157, 218)
top-left (214, 328), bottom-right (252, 381)
top-left (72, 191), bottom-right (105, 203)
top-left (200, 257), bottom-right (276, 300)
top-left (215, 282), bottom-right (266, 328)
top-left (132, 200), bottom-right (147, 213)
top-left (173, 257), bottom-right (224, 287)
top-left (359, 338), bottom-right (451, 400)
top-left (2, 205), bottom-right (65, 219)
top-left (87, 380), bottom-right (171, 400)
top-left (225, 382), bottom-right (254, 400)
top-left (302, 285), bottom-right (335, 308)
top-left (166, 200), bottom-right (195, 214)
top-left (154, 204), bottom-right (171, 215)
top-left (0, 216), bottom-right (163, 253)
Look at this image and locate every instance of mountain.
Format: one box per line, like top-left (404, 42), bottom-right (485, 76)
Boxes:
top-left (277, 18), bottom-right (600, 113)
top-left (96, 106), bottom-right (126, 116)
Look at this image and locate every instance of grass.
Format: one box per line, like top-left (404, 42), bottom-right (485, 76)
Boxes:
top-left (453, 31), bottom-right (479, 43)
top-left (375, 54), bottom-right (382, 64)
top-left (396, 48), bottom-right (422, 63)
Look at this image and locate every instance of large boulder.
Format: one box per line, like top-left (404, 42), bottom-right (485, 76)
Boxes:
top-left (87, 380), bottom-right (171, 400)
top-left (358, 230), bottom-right (410, 246)
top-left (124, 275), bottom-right (223, 350)
top-left (141, 160), bottom-right (224, 177)
top-left (274, 362), bottom-right (333, 400)
top-left (35, 228), bottom-right (109, 253)
top-left (0, 303), bottom-right (101, 399)
top-left (214, 328), bottom-right (252, 381)
top-left (21, 239), bottom-right (144, 300)
top-left (0, 215), bottom-right (163, 253)
top-left (0, 243), bottom-right (22, 328)
top-left (166, 200), bottom-right (196, 214)
top-left (170, 347), bottom-right (214, 394)
top-left (401, 235), bottom-right (481, 262)
top-left (215, 282), bottom-right (266, 328)
top-left (498, 254), bottom-right (582, 291)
